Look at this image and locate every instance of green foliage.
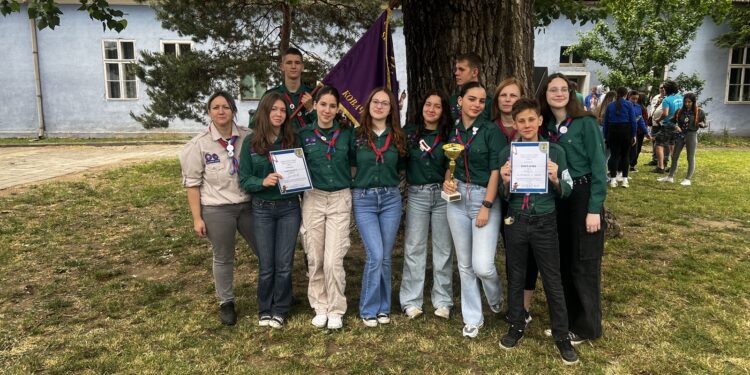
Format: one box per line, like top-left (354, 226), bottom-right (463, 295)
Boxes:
top-left (0, 0), bottom-right (127, 31)
top-left (568, 0), bottom-right (732, 91)
top-left (131, 0), bottom-right (383, 127)
top-left (673, 71), bottom-right (712, 108)
top-left (714, 5), bottom-right (750, 48)
top-left (534, 0), bottom-right (605, 27)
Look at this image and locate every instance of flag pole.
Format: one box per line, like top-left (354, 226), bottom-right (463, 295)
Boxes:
top-left (286, 82), bottom-right (324, 126)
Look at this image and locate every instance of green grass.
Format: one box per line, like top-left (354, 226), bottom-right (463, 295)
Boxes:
top-left (0, 135), bottom-right (192, 145)
top-left (1, 147), bottom-right (749, 374)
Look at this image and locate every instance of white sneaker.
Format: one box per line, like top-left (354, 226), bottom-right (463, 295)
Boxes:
top-left (680, 179), bottom-right (692, 186)
top-left (462, 321), bottom-right (484, 338)
top-left (311, 314), bottom-right (328, 328)
top-left (657, 176), bottom-right (674, 183)
top-left (609, 179), bottom-right (618, 188)
top-left (268, 316), bottom-right (284, 329)
top-left (327, 314), bottom-right (343, 329)
top-left (544, 328), bottom-right (552, 337)
top-left (376, 313), bottom-right (391, 324)
top-left (404, 306), bottom-right (423, 319)
top-left (434, 306), bottom-right (451, 319)
top-left (621, 178), bottom-right (630, 188)
top-left (362, 317), bottom-right (378, 327)
top-left (616, 172), bottom-right (623, 182)
top-left (490, 303), bottom-right (502, 314)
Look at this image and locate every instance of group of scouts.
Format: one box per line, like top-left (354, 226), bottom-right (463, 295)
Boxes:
top-left (179, 49), bottom-right (609, 365)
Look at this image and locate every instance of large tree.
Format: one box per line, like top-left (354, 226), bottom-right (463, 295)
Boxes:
top-left (401, 0), bottom-right (603, 123)
top-left (713, 2), bottom-right (750, 48)
top-left (566, 0), bottom-right (731, 93)
top-left (134, 0), bottom-right (602, 127)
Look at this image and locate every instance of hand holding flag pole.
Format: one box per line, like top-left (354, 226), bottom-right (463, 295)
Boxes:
top-left (286, 81), bottom-right (324, 126)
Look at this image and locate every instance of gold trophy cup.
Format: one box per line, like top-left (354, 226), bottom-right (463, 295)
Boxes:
top-left (441, 143), bottom-right (465, 202)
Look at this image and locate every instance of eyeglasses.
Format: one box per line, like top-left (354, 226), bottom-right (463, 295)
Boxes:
top-left (371, 100), bottom-right (391, 108)
top-left (547, 87), bottom-right (570, 94)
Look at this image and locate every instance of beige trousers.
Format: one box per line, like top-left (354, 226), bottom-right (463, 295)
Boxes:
top-left (302, 188), bottom-right (351, 315)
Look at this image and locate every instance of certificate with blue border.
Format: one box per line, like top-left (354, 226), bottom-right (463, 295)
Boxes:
top-left (270, 148), bottom-right (313, 194)
top-left (509, 142), bottom-right (549, 194)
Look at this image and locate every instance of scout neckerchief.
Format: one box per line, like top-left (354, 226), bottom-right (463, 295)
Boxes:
top-left (548, 116), bottom-right (573, 144)
top-left (369, 131), bottom-right (392, 164)
top-left (419, 131), bottom-right (441, 159)
top-left (313, 125), bottom-right (341, 161)
top-left (674, 107), bottom-right (699, 130)
top-left (455, 123), bottom-right (479, 186)
top-left (212, 125), bottom-right (239, 175)
top-left (496, 118), bottom-right (517, 145)
top-left (283, 92), bottom-right (306, 128)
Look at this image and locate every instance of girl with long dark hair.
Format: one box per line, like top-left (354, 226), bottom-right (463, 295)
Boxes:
top-left (400, 89), bottom-right (454, 320)
top-left (239, 91), bottom-right (301, 329)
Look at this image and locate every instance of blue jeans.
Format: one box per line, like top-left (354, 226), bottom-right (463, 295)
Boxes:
top-left (446, 181), bottom-right (502, 325)
top-left (353, 187), bottom-right (402, 319)
top-left (251, 197), bottom-right (301, 319)
top-left (400, 183), bottom-right (454, 310)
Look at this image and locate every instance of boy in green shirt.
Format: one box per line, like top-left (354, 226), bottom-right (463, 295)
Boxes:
top-left (251, 47), bottom-right (316, 129)
top-left (497, 98), bottom-right (578, 365)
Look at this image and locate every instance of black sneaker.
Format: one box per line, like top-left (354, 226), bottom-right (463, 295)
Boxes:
top-left (219, 301), bottom-right (237, 326)
top-left (555, 339), bottom-right (579, 365)
top-left (646, 160), bottom-right (657, 166)
top-left (498, 325), bottom-right (525, 350)
top-left (568, 331), bottom-right (587, 345)
top-left (629, 166), bottom-right (637, 172)
top-left (651, 167), bottom-right (665, 173)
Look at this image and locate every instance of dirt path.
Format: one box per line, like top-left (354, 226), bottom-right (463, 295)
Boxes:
top-left (0, 144), bottom-right (182, 194)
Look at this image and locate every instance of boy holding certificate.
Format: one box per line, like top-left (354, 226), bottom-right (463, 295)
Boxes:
top-left (497, 98), bottom-right (578, 365)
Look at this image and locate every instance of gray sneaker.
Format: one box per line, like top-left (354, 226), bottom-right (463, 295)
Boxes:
top-left (434, 306), bottom-right (451, 319)
top-left (462, 321), bottom-right (484, 338)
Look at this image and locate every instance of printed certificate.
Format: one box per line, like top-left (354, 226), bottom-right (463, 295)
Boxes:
top-left (270, 148), bottom-right (313, 194)
top-left (509, 142), bottom-right (549, 194)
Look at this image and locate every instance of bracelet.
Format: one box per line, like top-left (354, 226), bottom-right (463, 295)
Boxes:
top-left (481, 200), bottom-right (493, 208)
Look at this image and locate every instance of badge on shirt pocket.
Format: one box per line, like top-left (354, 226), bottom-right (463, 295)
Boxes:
top-left (304, 137), bottom-right (317, 146)
top-left (205, 153), bottom-right (221, 164)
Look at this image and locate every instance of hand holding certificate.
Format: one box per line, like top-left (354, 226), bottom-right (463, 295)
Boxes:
top-left (270, 148), bottom-right (313, 194)
top-left (509, 142), bottom-right (549, 194)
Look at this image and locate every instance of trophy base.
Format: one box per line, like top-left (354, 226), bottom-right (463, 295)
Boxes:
top-left (441, 191), bottom-right (461, 202)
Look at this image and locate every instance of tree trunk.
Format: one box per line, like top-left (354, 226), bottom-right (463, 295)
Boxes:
top-left (401, 0), bottom-right (535, 123)
top-left (279, 1), bottom-right (292, 56)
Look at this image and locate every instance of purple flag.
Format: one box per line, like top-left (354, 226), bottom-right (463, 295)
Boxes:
top-left (322, 10), bottom-right (398, 127)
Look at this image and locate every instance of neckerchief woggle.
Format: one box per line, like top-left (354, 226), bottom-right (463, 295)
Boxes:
top-left (369, 132), bottom-right (392, 164)
top-left (283, 92), bottom-right (306, 128)
top-left (213, 126), bottom-right (239, 175)
top-left (548, 116), bottom-right (573, 144)
top-left (420, 134), bottom-right (442, 159)
top-left (313, 127), bottom-right (341, 161)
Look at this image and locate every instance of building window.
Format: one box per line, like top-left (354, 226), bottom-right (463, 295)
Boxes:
top-left (240, 74), bottom-right (268, 101)
top-left (559, 46), bottom-right (584, 67)
top-left (102, 40), bottom-right (137, 100)
top-left (161, 41), bottom-right (192, 56)
top-left (727, 45), bottom-right (750, 103)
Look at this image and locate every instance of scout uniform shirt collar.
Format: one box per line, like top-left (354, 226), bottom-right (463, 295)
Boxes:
top-left (209, 123), bottom-right (240, 141)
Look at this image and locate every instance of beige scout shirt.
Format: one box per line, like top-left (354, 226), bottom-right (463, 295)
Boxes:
top-left (179, 124), bottom-right (251, 206)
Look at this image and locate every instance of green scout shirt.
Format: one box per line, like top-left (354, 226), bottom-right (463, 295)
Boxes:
top-left (250, 84), bottom-right (316, 130)
top-left (239, 132), bottom-right (301, 201)
top-left (404, 124), bottom-right (447, 185)
top-left (298, 121), bottom-right (353, 192)
top-left (449, 92), bottom-right (494, 124)
top-left (449, 118), bottom-right (502, 188)
top-left (544, 115), bottom-right (607, 214)
top-left (350, 127), bottom-right (403, 188)
top-left (498, 142), bottom-right (573, 215)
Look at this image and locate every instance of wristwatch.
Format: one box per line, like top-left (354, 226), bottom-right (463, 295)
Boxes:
top-left (481, 200), bottom-right (493, 208)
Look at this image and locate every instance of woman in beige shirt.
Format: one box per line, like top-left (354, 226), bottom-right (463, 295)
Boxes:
top-left (179, 91), bottom-right (254, 326)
